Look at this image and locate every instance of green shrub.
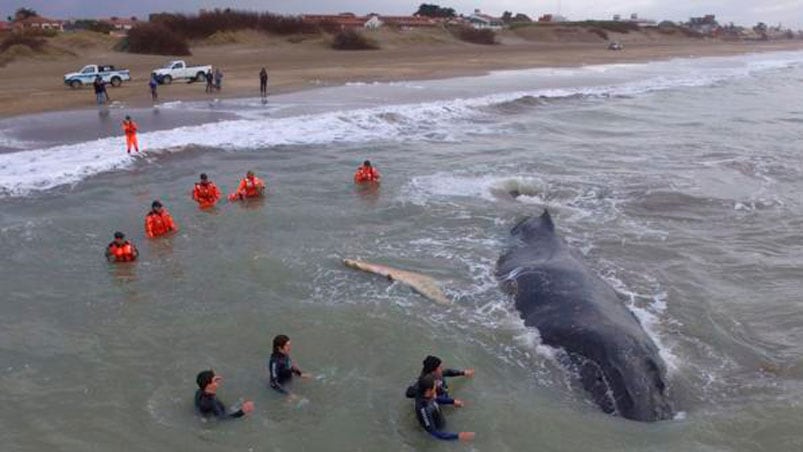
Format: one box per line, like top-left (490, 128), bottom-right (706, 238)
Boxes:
top-left (126, 23), bottom-right (190, 55)
top-left (589, 28), bottom-right (609, 40)
top-left (450, 25), bottom-right (496, 45)
top-left (331, 29), bottom-right (379, 50)
top-left (0, 33), bottom-right (46, 52)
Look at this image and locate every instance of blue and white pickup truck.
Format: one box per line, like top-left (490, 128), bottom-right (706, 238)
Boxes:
top-left (63, 64), bottom-right (132, 89)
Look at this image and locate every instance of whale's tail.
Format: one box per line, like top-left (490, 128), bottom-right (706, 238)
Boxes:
top-left (342, 259), bottom-right (451, 305)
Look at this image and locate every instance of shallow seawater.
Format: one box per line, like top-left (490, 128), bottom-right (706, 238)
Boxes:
top-left (1, 51), bottom-right (802, 451)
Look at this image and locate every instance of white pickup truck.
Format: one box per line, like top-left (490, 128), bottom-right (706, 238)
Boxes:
top-left (151, 60), bottom-right (212, 85)
top-left (64, 64), bottom-right (132, 89)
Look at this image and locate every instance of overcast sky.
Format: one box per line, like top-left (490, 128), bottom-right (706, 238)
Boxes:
top-left (4, 1), bottom-right (802, 29)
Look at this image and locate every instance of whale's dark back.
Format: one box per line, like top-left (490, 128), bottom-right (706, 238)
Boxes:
top-left (497, 210), bottom-right (673, 422)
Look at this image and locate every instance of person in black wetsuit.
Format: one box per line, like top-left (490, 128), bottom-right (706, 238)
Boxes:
top-left (405, 355), bottom-right (474, 404)
top-left (194, 369), bottom-right (254, 419)
top-left (414, 374), bottom-right (475, 442)
top-left (268, 335), bottom-right (310, 395)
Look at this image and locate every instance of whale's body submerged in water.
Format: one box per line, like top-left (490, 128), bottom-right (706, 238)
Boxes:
top-left (496, 210), bottom-right (673, 422)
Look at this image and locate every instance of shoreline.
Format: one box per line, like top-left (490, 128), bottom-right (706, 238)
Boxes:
top-left (1, 38), bottom-right (802, 119)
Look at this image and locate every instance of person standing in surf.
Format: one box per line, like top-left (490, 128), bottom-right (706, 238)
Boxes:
top-left (259, 68), bottom-right (268, 99)
top-left (122, 115), bottom-right (139, 154)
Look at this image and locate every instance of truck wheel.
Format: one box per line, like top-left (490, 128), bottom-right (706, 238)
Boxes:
top-left (162, 75), bottom-right (172, 85)
top-left (69, 80), bottom-right (82, 89)
top-left (196, 72), bottom-right (206, 82)
top-left (110, 77), bottom-right (122, 87)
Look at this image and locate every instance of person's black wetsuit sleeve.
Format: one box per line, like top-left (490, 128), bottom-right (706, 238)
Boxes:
top-left (442, 369), bottom-right (465, 377)
top-left (435, 394), bottom-right (455, 405)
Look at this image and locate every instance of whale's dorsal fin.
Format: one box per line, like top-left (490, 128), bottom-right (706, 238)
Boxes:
top-left (540, 209), bottom-right (554, 233)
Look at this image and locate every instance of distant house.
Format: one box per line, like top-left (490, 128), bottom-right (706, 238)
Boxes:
top-left (364, 15), bottom-right (383, 29)
top-left (467, 9), bottom-right (504, 29)
top-left (302, 13), bottom-right (438, 30)
top-left (102, 17), bottom-right (138, 31)
top-left (13, 16), bottom-right (65, 32)
top-left (613, 13), bottom-right (656, 27)
top-left (0, 21), bottom-right (10, 31)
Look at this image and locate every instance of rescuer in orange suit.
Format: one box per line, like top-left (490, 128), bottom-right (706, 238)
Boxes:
top-left (229, 170), bottom-right (265, 201)
top-left (122, 115), bottom-right (140, 154)
top-left (105, 231), bottom-right (139, 262)
top-left (354, 160), bottom-right (380, 184)
top-left (192, 173), bottom-right (222, 209)
top-left (144, 200), bottom-right (178, 238)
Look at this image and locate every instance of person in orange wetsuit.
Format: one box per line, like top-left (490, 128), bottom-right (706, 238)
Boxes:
top-left (122, 115), bottom-right (139, 154)
top-left (144, 200), bottom-right (178, 238)
top-left (192, 173), bottom-right (221, 209)
top-left (354, 160), bottom-right (380, 184)
top-left (105, 231), bottom-right (139, 262)
top-left (229, 170), bottom-right (265, 201)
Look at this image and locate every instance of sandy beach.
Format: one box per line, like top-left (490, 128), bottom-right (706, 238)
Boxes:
top-left (1, 28), bottom-right (802, 118)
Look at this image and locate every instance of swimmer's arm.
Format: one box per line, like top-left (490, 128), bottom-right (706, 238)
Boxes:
top-left (435, 395), bottom-right (455, 405)
top-left (428, 429), bottom-right (459, 441)
top-left (443, 369), bottom-right (465, 377)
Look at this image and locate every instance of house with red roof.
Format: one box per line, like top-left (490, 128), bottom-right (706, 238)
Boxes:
top-left (13, 16), bottom-right (65, 32)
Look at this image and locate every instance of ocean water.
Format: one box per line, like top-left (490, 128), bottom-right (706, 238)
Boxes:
top-left (1, 51), bottom-right (802, 451)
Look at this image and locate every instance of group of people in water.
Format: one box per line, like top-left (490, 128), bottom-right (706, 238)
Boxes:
top-left (195, 348), bottom-right (476, 442)
top-left (102, 149), bottom-right (474, 440)
top-left (104, 169), bottom-right (269, 261)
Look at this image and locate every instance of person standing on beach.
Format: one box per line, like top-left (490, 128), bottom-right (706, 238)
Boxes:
top-left (205, 69), bottom-right (214, 94)
top-left (144, 200), bottom-right (178, 238)
top-left (259, 68), bottom-right (268, 98)
top-left (93, 76), bottom-right (107, 105)
top-left (195, 370), bottom-right (255, 420)
top-left (214, 68), bottom-right (223, 92)
top-left (149, 74), bottom-right (158, 101)
top-left (122, 115), bottom-right (139, 154)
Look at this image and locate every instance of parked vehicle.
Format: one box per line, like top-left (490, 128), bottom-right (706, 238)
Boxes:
top-left (151, 60), bottom-right (212, 85)
top-left (608, 41), bottom-right (623, 51)
top-left (64, 64), bottom-right (132, 89)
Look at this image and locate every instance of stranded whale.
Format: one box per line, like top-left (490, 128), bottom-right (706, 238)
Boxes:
top-left (496, 210), bottom-right (673, 421)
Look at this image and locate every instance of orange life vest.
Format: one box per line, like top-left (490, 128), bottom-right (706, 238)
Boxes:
top-left (354, 166), bottom-right (380, 183)
top-left (108, 241), bottom-right (137, 262)
top-left (145, 210), bottom-right (178, 238)
top-left (122, 120), bottom-right (138, 136)
top-left (192, 182), bottom-right (221, 209)
top-left (236, 176), bottom-right (265, 198)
